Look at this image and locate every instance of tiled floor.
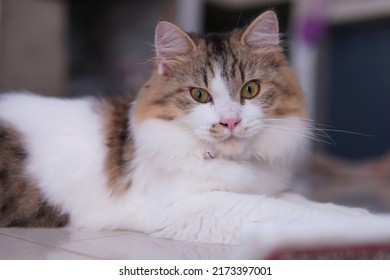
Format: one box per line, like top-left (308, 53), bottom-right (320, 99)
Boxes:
top-left (0, 228), bottom-right (236, 259)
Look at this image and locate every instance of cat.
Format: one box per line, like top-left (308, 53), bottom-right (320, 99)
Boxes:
top-left (0, 11), bottom-right (382, 245)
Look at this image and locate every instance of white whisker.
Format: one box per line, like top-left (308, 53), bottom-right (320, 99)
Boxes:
top-left (259, 124), bottom-right (334, 146)
top-left (261, 117), bottom-right (373, 146)
top-left (313, 128), bottom-right (374, 137)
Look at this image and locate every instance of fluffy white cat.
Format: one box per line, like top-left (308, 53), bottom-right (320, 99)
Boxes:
top-left (0, 11), bottom-right (388, 246)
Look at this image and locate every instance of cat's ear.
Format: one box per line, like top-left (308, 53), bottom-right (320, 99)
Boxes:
top-left (241, 11), bottom-right (279, 47)
top-left (155, 21), bottom-right (195, 75)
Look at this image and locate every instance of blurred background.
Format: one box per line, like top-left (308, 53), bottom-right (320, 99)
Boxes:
top-left (0, 0), bottom-right (389, 211)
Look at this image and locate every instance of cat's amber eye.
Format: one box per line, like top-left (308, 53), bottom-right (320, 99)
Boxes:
top-left (190, 88), bottom-right (211, 103)
top-left (241, 80), bottom-right (260, 99)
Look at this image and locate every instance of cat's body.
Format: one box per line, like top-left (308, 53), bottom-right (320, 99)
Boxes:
top-left (0, 12), bottom-right (383, 245)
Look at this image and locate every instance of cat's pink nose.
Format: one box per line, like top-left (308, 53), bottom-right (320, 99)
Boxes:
top-left (219, 117), bottom-right (241, 130)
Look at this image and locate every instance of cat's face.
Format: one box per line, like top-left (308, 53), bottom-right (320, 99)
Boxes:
top-left (134, 11), bottom-right (307, 159)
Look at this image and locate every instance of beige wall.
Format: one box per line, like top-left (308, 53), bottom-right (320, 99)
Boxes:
top-left (0, 0), bottom-right (67, 96)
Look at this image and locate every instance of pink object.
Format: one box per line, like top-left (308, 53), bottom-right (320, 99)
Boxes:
top-left (220, 118), bottom-right (241, 131)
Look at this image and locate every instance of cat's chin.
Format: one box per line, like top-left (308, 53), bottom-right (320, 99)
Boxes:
top-left (213, 137), bottom-right (248, 158)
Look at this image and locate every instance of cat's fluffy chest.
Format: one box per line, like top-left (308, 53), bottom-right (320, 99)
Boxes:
top-left (131, 118), bottom-right (289, 197)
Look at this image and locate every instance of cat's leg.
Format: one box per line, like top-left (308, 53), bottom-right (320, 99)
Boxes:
top-left (277, 192), bottom-right (371, 216)
top-left (142, 191), bottom-right (371, 244)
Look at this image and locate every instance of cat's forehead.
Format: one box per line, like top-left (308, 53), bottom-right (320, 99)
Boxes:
top-left (204, 33), bottom-right (231, 55)
top-left (187, 32), bottom-right (252, 94)
top-left (191, 32), bottom-right (239, 60)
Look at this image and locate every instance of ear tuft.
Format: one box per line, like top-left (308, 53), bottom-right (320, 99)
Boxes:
top-left (155, 21), bottom-right (195, 75)
top-left (241, 11), bottom-right (279, 47)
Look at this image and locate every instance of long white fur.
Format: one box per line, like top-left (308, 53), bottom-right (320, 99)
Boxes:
top-left (0, 93), bottom-right (141, 230)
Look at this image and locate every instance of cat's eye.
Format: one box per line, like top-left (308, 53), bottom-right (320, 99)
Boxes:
top-left (241, 80), bottom-right (260, 99)
top-left (190, 88), bottom-right (211, 103)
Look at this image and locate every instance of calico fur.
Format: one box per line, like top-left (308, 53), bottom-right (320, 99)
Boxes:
top-left (0, 11), bottom-right (384, 245)
top-left (100, 95), bottom-right (134, 194)
top-left (0, 93), bottom-right (140, 230)
top-left (0, 122), bottom-right (69, 227)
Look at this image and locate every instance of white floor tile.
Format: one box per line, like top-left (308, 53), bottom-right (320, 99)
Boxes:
top-left (0, 228), bottom-right (237, 259)
top-left (0, 234), bottom-right (90, 260)
top-left (60, 231), bottom-right (235, 259)
top-left (0, 228), bottom-right (132, 245)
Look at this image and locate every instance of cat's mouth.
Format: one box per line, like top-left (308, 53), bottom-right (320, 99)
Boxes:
top-left (221, 135), bottom-right (241, 143)
top-left (219, 130), bottom-right (249, 143)
top-left (202, 127), bottom-right (250, 157)
top-left (209, 133), bottom-right (249, 157)
top-left (211, 137), bottom-right (247, 158)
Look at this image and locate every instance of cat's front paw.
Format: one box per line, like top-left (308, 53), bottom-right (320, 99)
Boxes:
top-left (342, 207), bottom-right (371, 216)
top-left (324, 203), bottom-right (371, 217)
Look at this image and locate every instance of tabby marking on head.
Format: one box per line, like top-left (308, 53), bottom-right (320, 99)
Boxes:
top-left (133, 10), bottom-right (307, 160)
